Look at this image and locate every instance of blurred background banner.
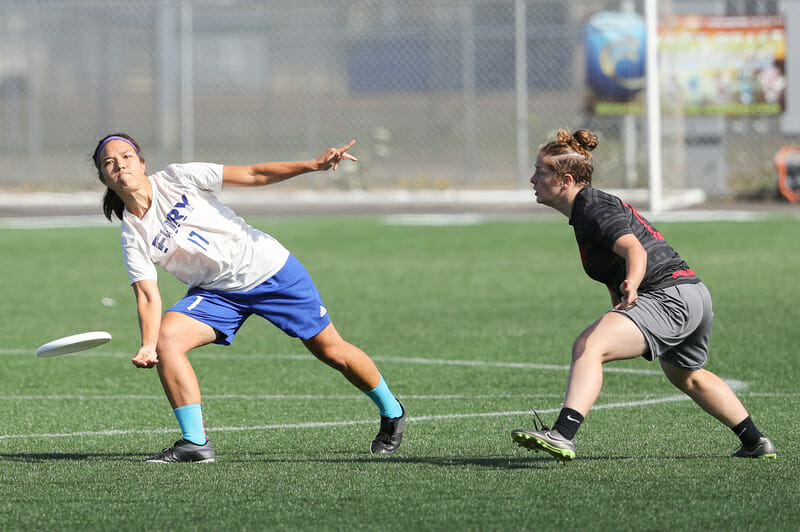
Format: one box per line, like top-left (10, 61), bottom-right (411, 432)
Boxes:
top-left (1, 0), bottom-right (798, 201)
top-left (660, 14), bottom-right (786, 116)
top-left (584, 11), bottom-right (648, 116)
top-left (585, 12), bottom-right (786, 117)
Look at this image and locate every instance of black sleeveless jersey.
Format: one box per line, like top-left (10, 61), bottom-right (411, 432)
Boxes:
top-left (568, 186), bottom-right (700, 298)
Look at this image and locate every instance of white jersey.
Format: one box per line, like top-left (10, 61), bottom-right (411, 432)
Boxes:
top-left (120, 163), bottom-right (290, 292)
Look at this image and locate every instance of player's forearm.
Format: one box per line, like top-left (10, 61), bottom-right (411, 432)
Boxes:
top-left (613, 235), bottom-right (647, 290)
top-left (222, 161), bottom-right (316, 187)
top-left (136, 299), bottom-right (161, 349)
top-left (133, 281), bottom-right (162, 349)
top-left (249, 160), bottom-right (317, 185)
top-left (624, 249), bottom-right (647, 290)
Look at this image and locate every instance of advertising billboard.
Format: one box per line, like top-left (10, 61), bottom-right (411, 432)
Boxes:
top-left (586, 13), bottom-right (786, 116)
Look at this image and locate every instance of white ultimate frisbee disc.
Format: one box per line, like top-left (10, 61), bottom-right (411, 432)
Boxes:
top-left (35, 331), bottom-right (112, 357)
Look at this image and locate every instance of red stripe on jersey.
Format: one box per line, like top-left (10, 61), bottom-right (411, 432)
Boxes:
top-left (622, 201), bottom-right (664, 240)
top-left (672, 269), bottom-right (696, 279)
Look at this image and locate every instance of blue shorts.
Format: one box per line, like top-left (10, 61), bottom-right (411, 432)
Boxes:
top-left (168, 255), bottom-right (331, 345)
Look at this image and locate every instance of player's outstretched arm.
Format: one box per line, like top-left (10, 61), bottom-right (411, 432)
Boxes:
top-left (131, 279), bottom-right (162, 369)
top-left (222, 140), bottom-right (357, 187)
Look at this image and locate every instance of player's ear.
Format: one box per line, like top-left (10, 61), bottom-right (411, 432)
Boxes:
top-left (561, 173), bottom-right (575, 188)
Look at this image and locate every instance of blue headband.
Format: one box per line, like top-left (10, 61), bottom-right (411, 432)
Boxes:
top-left (95, 136), bottom-right (138, 165)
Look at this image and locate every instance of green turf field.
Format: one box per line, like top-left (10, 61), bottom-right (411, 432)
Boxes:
top-left (1, 213), bottom-right (797, 530)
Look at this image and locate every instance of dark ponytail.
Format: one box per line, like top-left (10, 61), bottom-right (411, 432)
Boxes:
top-left (102, 188), bottom-right (126, 221)
top-left (91, 133), bottom-right (144, 221)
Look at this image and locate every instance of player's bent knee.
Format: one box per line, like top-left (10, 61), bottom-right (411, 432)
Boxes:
top-left (157, 326), bottom-right (180, 351)
top-left (662, 365), bottom-right (698, 393)
top-left (571, 335), bottom-right (588, 359)
top-left (571, 335), bottom-right (605, 363)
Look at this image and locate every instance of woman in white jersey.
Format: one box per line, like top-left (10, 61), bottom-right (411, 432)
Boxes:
top-left (93, 133), bottom-right (405, 463)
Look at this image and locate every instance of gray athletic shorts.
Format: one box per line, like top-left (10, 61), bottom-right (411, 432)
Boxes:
top-left (612, 282), bottom-right (713, 370)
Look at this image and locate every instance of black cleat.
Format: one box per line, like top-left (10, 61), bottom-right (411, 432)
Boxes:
top-left (370, 401), bottom-right (406, 455)
top-left (145, 439), bottom-right (216, 463)
top-left (732, 436), bottom-right (777, 459)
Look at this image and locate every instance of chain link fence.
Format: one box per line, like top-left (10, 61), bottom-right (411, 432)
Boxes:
top-left (0, 0), bottom-right (796, 200)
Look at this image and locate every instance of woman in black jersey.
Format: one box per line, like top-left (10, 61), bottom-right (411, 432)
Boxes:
top-left (511, 129), bottom-right (775, 461)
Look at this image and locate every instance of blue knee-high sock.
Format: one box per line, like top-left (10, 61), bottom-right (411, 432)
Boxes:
top-left (173, 404), bottom-right (207, 445)
top-left (364, 376), bottom-right (403, 418)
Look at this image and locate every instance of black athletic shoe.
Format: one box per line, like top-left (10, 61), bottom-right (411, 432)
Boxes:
top-left (732, 436), bottom-right (777, 459)
top-left (145, 439), bottom-right (216, 463)
top-left (370, 401), bottom-right (406, 455)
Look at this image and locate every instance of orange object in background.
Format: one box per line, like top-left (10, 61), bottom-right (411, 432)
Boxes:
top-left (776, 145), bottom-right (800, 203)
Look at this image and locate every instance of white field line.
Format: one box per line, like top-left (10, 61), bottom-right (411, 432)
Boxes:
top-left (0, 348), bottom-right (757, 391)
top-left (0, 206), bottom-right (777, 231)
top-left (374, 356), bottom-right (664, 375)
top-left (2, 349), bottom-right (667, 376)
top-left (0, 353), bottom-right (758, 441)
top-left (0, 407), bottom-right (666, 441)
top-left (0, 215), bottom-right (109, 229)
top-left (0, 348), bottom-right (34, 355)
top-left (0, 393), bottom-right (687, 401)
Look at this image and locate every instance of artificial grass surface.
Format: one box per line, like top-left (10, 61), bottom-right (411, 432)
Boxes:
top-left (1, 214), bottom-right (797, 530)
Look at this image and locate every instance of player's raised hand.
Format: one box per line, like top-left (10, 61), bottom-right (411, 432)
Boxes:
top-left (314, 140), bottom-right (357, 171)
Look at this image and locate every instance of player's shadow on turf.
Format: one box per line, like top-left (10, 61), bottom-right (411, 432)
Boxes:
top-left (312, 455), bottom-right (638, 468)
top-left (382, 456), bottom-right (558, 469)
top-left (226, 453), bottom-right (571, 469)
top-left (0, 452), bottom-right (133, 462)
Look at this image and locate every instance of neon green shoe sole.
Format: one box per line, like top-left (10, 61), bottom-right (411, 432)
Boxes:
top-left (512, 429), bottom-right (576, 462)
top-left (731, 436), bottom-right (777, 459)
